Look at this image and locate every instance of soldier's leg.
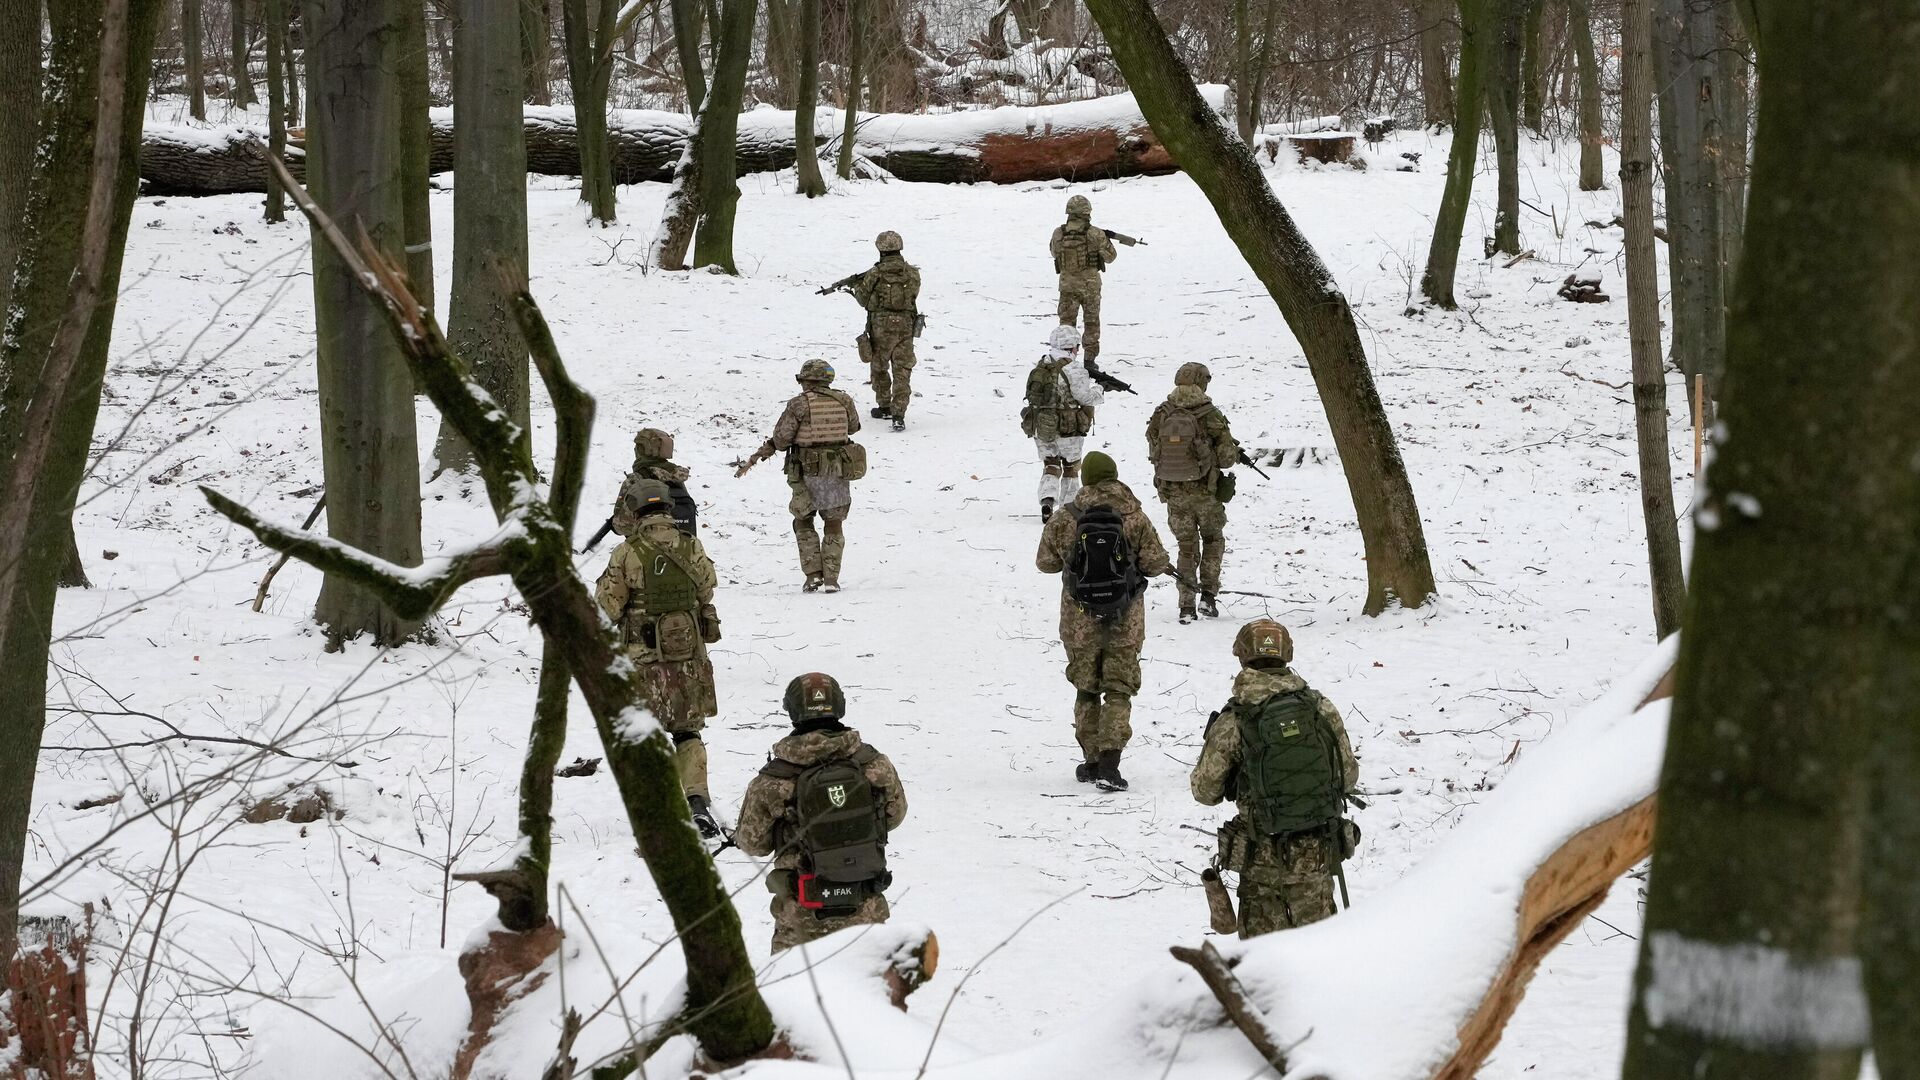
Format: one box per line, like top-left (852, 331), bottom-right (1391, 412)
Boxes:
top-left (789, 482), bottom-right (824, 581)
top-left (1235, 836), bottom-right (1296, 938)
top-left (861, 333), bottom-right (890, 417)
top-left (1072, 690), bottom-right (1101, 761)
top-left (769, 895), bottom-right (817, 953)
top-left (1057, 280), bottom-right (1082, 332)
top-left (1199, 498), bottom-right (1228, 598)
top-left (1097, 691), bottom-right (1133, 752)
top-left (1056, 436), bottom-right (1085, 503)
top-left (1038, 451), bottom-right (1065, 507)
top-left (1168, 496), bottom-right (1201, 614)
top-left (1081, 276), bottom-right (1104, 362)
top-left (671, 730), bottom-right (709, 799)
top-left (821, 504), bottom-right (849, 586)
top-left (889, 341), bottom-right (915, 419)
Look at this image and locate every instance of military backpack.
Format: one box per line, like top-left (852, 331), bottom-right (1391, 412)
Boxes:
top-left (1064, 504), bottom-right (1142, 618)
top-left (760, 745), bottom-right (891, 911)
top-left (1054, 221), bottom-right (1104, 273)
top-left (1236, 689), bottom-right (1346, 838)
top-left (1022, 358), bottom-right (1090, 439)
top-left (1153, 405), bottom-right (1214, 483)
top-left (618, 471), bottom-right (698, 536)
top-left (628, 533), bottom-right (703, 661)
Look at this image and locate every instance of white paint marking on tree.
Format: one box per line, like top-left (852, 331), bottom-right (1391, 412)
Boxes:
top-left (1643, 931), bottom-right (1870, 1050)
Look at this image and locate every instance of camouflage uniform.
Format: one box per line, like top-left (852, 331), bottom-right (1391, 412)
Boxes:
top-left (1192, 666), bottom-right (1359, 937)
top-left (1146, 380), bottom-right (1241, 615)
top-left (735, 726), bottom-right (908, 952)
top-left (1034, 478), bottom-right (1172, 762)
top-left (594, 513), bottom-right (722, 798)
top-left (1022, 330), bottom-right (1106, 515)
top-left (610, 430), bottom-right (694, 539)
top-left (851, 250), bottom-right (922, 423)
top-left (751, 366), bottom-right (864, 589)
top-left (1050, 202), bottom-right (1119, 363)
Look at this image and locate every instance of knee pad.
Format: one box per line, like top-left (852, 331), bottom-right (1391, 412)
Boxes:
top-left (1044, 457), bottom-right (1065, 477)
top-left (671, 731), bottom-right (702, 746)
top-left (824, 519), bottom-right (845, 537)
top-left (1063, 459), bottom-right (1082, 478)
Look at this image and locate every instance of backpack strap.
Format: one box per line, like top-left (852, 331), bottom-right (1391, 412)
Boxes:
top-left (847, 743), bottom-right (880, 767)
top-left (759, 757), bottom-right (806, 781)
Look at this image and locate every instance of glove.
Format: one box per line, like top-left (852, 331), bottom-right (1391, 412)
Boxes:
top-left (701, 608), bottom-right (722, 644)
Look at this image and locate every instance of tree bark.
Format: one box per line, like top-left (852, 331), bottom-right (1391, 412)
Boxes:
top-left (263, 0), bottom-right (286, 220)
top-left (1418, 0), bottom-right (1454, 126)
top-left (400, 1), bottom-right (435, 312)
top-left (437, 0), bottom-right (531, 473)
top-left (561, 0), bottom-right (616, 221)
top-left (762, 0), bottom-right (796, 108)
top-left (457, 636), bottom-right (568, 931)
top-left (671, 0), bottom-right (706, 111)
top-left (1422, 0), bottom-right (1489, 307)
top-left (520, 0), bottom-right (553, 104)
top-left (184, 0), bottom-right (207, 118)
top-left (688, 0), bottom-right (754, 272)
top-left (835, 0), bottom-right (861, 179)
top-left (230, 0), bottom-right (255, 106)
top-left (1231, 0), bottom-right (1252, 142)
top-left (1520, 0), bottom-right (1546, 132)
top-left (1617, 0), bottom-right (1683, 641)
top-left (0, 0), bottom-right (163, 963)
top-left (1083, 0), bottom-right (1437, 615)
top-left (1621, 4), bottom-right (1920, 1077)
top-left (302, 0), bottom-right (425, 648)
top-left (1487, 0), bottom-right (1529, 255)
top-left (0, 0), bottom-right (41, 321)
top-left (280, 10), bottom-right (298, 124)
top-left (1652, 0), bottom-right (1726, 425)
top-left (1569, 0), bottom-right (1602, 190)
top-left (58, 527), bottom-right (90, 588)
top-left (793, 0), bottom-right (826, 196)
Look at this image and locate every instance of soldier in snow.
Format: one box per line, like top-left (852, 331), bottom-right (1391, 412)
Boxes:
top-left (1145, 362), bottom-right (1241, 622)
top-left (735, 673), bottom-right (909, 952)
top-left (1021, 324), bottom-right (1106, 523)
top-left (1191, 620), bottom-right (1361, 936)
top-left (595, 480), bottom-right (725, 836)
top-left (823, 231), bottom-right (922, 431)
top-left (735, 360), bottom-right (867, 592)
top-left (1034, 451), bottom-right (1172, 792)
top-left (613, 428), bottom-right (697, 538)
top-left (1050, 194), bottom-right (1119, 365)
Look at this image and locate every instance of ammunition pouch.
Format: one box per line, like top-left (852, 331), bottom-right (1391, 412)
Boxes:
top-left (653, 610), bottom-right (699, 662)
top-left (857, 332), bottom-right (875, 366)
top-left (1337, 818), bottom-right (1361, 861)
top-left (1020, 406), bottom-right (1038, 438)
top-left (789, 442), bottom-right (864, 482)
top-left (1216, 471), bottom-right (1237, 504)
top-left (872, 311), bottom-right (914, 342)
top-left (1217, 815), bottom-right (1252, 869)
top-left (789, 870), bottom-right (889, 917)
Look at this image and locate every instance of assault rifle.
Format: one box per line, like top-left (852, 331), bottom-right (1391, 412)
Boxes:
top-left (732, 444), bottom-right (775, 478)
top-left (1083, 358), bottom-right (1137, 396)
top-left (1103, 229), bottom-right (1148, 247)
top-left (816, 272), bottom-right (862, 295)
top-left (579, 516), bottom-right (618, 553)
top-left (1236, 450), bottom-right (1272, 481)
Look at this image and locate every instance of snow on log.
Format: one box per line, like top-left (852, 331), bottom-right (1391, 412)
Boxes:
top-left (137, 90), bottom-right (1226, 196)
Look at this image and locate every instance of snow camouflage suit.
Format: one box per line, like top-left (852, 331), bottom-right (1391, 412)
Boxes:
top-left (1146, 384), bottom-right (1241, 612)
top-left (852, 253), bottom-right (921, 419)
top-left (594, 514), bottom-right (722, 797)
top-left (609, 455), bottom-right (692, 539)
top-left (1023, 353), bottom-right (1105, 508)
top-left (735, 727), bottom-right (909, 952)
top-left (1191, 666), bottom-right (1359, 936)
top-left (1034, 480), bottom-right (1172, 759)
top-left (1050, 216), bottom-right (1119, 361)
top-left (764, 385), bottom-right (863, 584)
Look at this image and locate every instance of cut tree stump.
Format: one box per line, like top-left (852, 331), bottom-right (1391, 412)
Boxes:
top-left (1287, 133), bottom-right (1357, 165)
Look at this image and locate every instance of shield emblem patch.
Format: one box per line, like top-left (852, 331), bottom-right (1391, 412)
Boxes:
top-left (827, 784), bottom-right (848, 808)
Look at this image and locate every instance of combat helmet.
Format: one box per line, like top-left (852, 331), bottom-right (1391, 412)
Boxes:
top-left (875, 230), bottom-right (904, 253)
top-left (1175, 362), bottom-right (1212, 387)
top-left (623, 478), bottom-right (674, 518)
top-left (783, 672), bottom-right (847, 724)
top-left (633, 427), bottom-right (675, 461)
top-left (797, 359), bottom-right (836, 386)
top-left (1065, 194), bottom-right (1092, 218)
top-left (1233, 619), bottom-right (1294, 666)
top-left (1048, 324), bottom-right (1082, 357)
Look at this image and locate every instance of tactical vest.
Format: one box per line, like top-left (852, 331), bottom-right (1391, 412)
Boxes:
top-left (1024, 359), bottom-right (1090, 439)
top-left (868, 260), bottom-right (917, 313)
top-left (1055, 221), bottom-right (1104, 273)
top-left (761, 745), bottom-right (891, 906)
top-left (1154, 405), bottom-right (1213, 483)
top-left (795, 391), bottom-right (852, 447)
top-left (1236, 690), bottom-right (1346, 838)
top-left (636, 538), bottom-right (699, 614)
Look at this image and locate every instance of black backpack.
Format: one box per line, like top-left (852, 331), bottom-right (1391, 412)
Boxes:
top-left (665, 478), bottom-right (699, 537)
top-left (1064, 505), bottom-right (1141, 618)
top-left (761, 745), bottom-right (891, 908)
top-left (1237, 689), bottom-right (1346, 838)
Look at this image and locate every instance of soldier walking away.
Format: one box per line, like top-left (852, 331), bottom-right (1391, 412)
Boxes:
top-left (735, 673), bottom-right (909, 953)
top-left (1021, 325), bottom-right (1106, 523)
top-left (822, 231), bottom-right (922, 431)
top-left (580, 428), bottom-right (698, 552)
top-left (735, 360), bottom-right (867, 592)
top-left (1051, 195), bottom-right (1119, 365)
top-left (1191, 620), bottom-right (1361, 937)
top-left (1146, 362), bottom-right (1241, 623)
top-left (594, 480), bottom-right (727, 837)
top-left (1035, 451), bottom-right (1172, 792)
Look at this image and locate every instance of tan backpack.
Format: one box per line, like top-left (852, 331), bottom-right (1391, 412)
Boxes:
top-left (1154, 405), bottom-right (1212, 482)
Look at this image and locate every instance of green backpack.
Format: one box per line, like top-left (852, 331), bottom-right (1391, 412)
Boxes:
top-left (1236, 689), bottom-right (1346, 838)
top-left (761, 745), bottom-right (891, 907)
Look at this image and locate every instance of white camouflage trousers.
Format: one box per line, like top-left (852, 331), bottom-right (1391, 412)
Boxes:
top-left (1034, 436), bottom-right (1086, 506)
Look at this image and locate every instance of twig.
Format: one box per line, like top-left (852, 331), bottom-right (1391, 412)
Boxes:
top-left (252, 492), bottom-right (326, 611)
top-left (1169, 941), bottom-right (1290, 1076)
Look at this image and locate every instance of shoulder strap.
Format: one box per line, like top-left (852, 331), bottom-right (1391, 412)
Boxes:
top-left (848, 744), bottom-right (880, 767)
top-left (759, 757), bottom-right (806, 780)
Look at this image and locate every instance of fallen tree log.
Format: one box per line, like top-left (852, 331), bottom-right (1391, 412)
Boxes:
top-left (138, 90), bottom-right (1225, 196)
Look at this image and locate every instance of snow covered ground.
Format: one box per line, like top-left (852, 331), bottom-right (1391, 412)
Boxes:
top-left (34, 126), bottom-right (1693, 1077)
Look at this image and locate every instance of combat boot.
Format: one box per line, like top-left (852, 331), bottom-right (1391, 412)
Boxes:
top-left (1094, 749), bottom-right (1128, 792)
top-left (1040, 498), bottom-right (1055, 523)
top-left (804, 574), bottom-right (826, 592)
top-left (891, 416), bottom-right (906, 432)
top-left (1199, 593), bottom-right (1220, 618)
top-left (1075, 759), bottom-right (1096, 783)
top-left (823, 577), bottom-right (841, 593)
top-left (1179, 605), bottom-right (1197, 625)
top-left (688, 794), bottom-right (721, 839)
top-left (870, 406), bottom-right (892, 419)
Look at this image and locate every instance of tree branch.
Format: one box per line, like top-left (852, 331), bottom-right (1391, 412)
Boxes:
top-left (507, 282), bottom-right (594, 532)
top-left (1168, 942), bottom-right (1297, 1077)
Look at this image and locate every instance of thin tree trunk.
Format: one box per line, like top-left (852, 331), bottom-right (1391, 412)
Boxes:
top-left (1418, 0), bottom-right (1454, 126)
top-left (462, 636), bottom-right (568, 930)
top-left (184, 0), bottom-right (206, 118)
top-left (0, 0), bottom-right (41, 321)
top-left (762, 0), bottom-right (796, 108)
top-left (1487, 0), bottom-right (1529, 255)
top-left (1232, 0), bottom-right (1252, 142)
top-left (1712, 4), bottom-right (1747, 335)
top-left (263, 0), bottom-right (286, 220)
top-left (1617, 0), bottom-right (1682, 641)
top-left (280, 11), bottom-right (298, 124)
top-left (1083, 0), bottom-right (1438, 616)
top-left (1653, 0), bottom-right (1725, 425)
top-left (400, 2), bottom-right (435, 313)
top-left (688, 0), bottom-right (754, 272)
top-left (794, 0), bottom-right (826, 196)
top-left (835, 0), bottom-right (861, 179)
top-left (671, 0), bottom-right (706, 111)
top-left (520, 0), bottom-right (552, 104)
top-left (58, 526), bottom-right (90, 588)
top-left (438, 0), bottom-right (531, 472)
top-left (561, 0), bottom-right (616, 221)
top-left (1520, 0), bottom-right (1546, 132)
top-left (1421, 0), bottom-right (1488, 307)
top-left (0, 0), bottom-right (164, 963)
top-left (229, 0), bottom-right (255, 106)
top-left (1570, 0), bottom-right (1602, 190)
top-left (1622, 4), bottom-right (1920, 1077)
top-left (302, 0), bottom-right (425, 648)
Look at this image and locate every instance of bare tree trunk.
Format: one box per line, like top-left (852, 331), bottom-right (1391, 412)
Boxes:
top-left (302, 0), bottom-right (425, 647)
top-left (561, 0), bottom-right (616, 221)
top-left (0, 0), bottom-right (41, 320)
top-left (1622, 4), bottom-right (1920, 1077)
top-left (459, 637), bottom-right (568, 930)
top-left (520, 0), bottom-right (552, 104)
top-left (688, 0), bottom-right (754, 272)
top-left (1418, 0), bottom-right (1454, 126)
top-left (1653, 0), bottom-right (1726, 424)
top-left (58, 527), bottom-right (90, 588)
top-left (1569, 0), bottom-right (1602, 190)
top-left (1487, 0), bottom-right (1529, 255)
top-left (263, 0), bottom-right (286, 220)
top-left (400, 1), bottom-right (435, 312)
top-left (184, 0), bottom-right (206, 118)
top-left (1232, 0), bottom-right (1252, 142)
top-left (1084, 0), bottom-right (1438, 615)
top-left (280, 11), bottom-right (298, 124)
top-left (1715, 12), bottom-right (1748, 290)
top-left (230, 0), bottom-right (255, 106)
top-left (0, 0), bottom-right (164, 963)
top-left (1617, 0), bottom-right (1683, 640)
top-left (1520, 0), bottom-right (1546, 132)
top-left (762, 0), bottom-right (796, 108)
top-left (835, 0), bottom-right (860, 179)
top-left (794, 0), bottom-right (826, 196)
top-left (671, 0), bottom-right (706, 111)
top-left (1422, 0), bottom-right (1488, 306)
top-left (437, 0), bottom-right (531, 472)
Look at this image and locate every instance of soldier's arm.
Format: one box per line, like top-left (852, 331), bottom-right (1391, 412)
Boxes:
top-left (594, 553), bottom-right (629, 622)
top-left (907, 266), bottom-right (922, 306)
top-left (1097, 230), bottom-right (1118, 262)
top-left (1048, 226), bottom-right (1064, 259)
top-left (1318, 693), bottom-right (1360, 790)
top-left (867, 751), bottom-right (908, 829)
top-left (851, 267), bottom-right (878, 309)
top-left (769, 398), bottom-right (804, 451)
top-left (842, 392), bottom-right (862, 435)
top-left (1063, 361), bottom-right (1105, 407)
top-left (732, 776), bottom-right (785, 857)
top-left (1131, 511), bottom-right (1174, 577)
top-left (1144, 405), bottom-right (1163, 463)
top-left (1207, 409), bottom-right (1242, 470)
top-left (1035, 513), bottom-right (1069, 574)
top-left (1191, 706), bottom-right (1241, 805)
